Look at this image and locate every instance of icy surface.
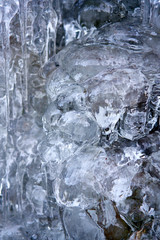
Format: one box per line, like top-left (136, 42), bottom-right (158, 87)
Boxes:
top-left (0, 0), bottom-right (160, 239)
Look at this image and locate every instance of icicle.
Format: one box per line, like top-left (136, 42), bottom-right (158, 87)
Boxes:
top-left (1, 0), bottom-right (19, 219)
top-left (45, 15), bottom-right (58, 63)
top-left (141, 0), bottom-right (160, 30)
top-left (19, 0), bottom-right (29, 113)
top-left (150, 0), bottom-right (160, 31)
top-left (1, 1), bottom-right (12, 219)
top-left (1, 5), bottom-right (10, 132)
top-left (44, 2), bottom-right (58, 63)
top-left (55, 0), bottom-right (62, 25)
top-left (141, 0), bottom-right (151, 25)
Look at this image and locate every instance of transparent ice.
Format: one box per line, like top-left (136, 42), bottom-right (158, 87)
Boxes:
top-left (0, 0), bottom-right (160, 239)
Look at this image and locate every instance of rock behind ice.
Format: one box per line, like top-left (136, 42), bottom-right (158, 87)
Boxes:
top-left (73, 0), bottom-right (127, 28)
top-left (63, 207), bottom-right (105, 240)
top-left (1, 0), bottom-right (160, 239)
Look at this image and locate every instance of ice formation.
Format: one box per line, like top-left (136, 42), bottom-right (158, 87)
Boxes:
top-left (0, 0), bottom-right (160, 239)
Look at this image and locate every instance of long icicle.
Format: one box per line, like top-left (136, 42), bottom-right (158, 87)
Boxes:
top-left (1, 0), bottom-right (19, 219)
top-left (19, 0), bottom-right (29, 113)
top-left (1, 0), bottom-right (11, 219)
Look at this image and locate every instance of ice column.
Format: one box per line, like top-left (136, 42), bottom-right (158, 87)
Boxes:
top-left (141, 0), bottom-right (160, 31)
top-left (1, 0), bottom-right (19, 218)
top-left (19, 0), bottom-right (29, 113)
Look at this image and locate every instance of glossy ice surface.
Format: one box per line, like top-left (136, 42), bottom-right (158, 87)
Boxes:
top-left (0, 0), bottom-right (160, 239)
